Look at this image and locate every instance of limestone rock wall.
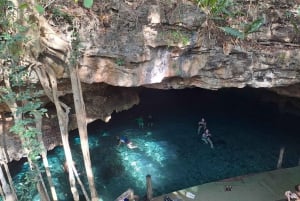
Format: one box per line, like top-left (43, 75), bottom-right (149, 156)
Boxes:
top-left (69, 0), bottom-right (300, 90)
top-left (38, 0), bottom-right (300, 103)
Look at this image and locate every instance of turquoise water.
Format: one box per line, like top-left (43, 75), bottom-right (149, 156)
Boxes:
top-left (11, 88), bottom-right (300, 200)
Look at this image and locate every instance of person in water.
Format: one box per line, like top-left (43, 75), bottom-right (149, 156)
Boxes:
top-left (202, 129), bottom-right (214, 149)
top-left (116, 136), bottom-right (138, 149)
top-left (146, 114), bottom-right (154, 128)
top-left (197, 118), bottom-right (207, 135)
top-left (136, 117), bottom-right (144, 129)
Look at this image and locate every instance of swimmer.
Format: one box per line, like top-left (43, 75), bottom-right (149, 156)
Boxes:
top-left (116, 136), bottom-right (138, 149)
top-left (136, 117), bottom-right (144, 129)
top-left (202, 129), bottom-right (214, 149)
top-left (146, 114), bottom-right (154, 128)
top-left (197, 118), bottom-right (207, 135)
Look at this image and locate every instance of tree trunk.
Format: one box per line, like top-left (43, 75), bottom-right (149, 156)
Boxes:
top-left (0, 116), bottom-right (15, 201)
top-left (0, 165), bottom-right (11, 200)
top-left (71, 163), bottom-right (90, 201)
top-left (34, 65), bottom-right (80, 201)
top-left (0, 182), bottom-right (4, 199)
top-left (33, 111), bottom-right (58, 201)
top-left (0, 115), bottom-right (18, 201)
top-left (1, 148), bottom-right (18, 201)
top-left (32, 161), bottom-right (51, 201)
top-left (68, 62), bottom-right (99, 201)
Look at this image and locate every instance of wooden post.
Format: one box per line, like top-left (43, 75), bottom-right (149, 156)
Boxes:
top-left (277, 147), bottom-right (285, 169)
top-left (146, 175), bottom-right (153, 201)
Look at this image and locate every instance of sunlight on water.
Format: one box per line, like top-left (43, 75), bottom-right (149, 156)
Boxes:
top-left (117, 136), bottom-right (177, 188)
top-left (12, 131), bottom-right (179, 201)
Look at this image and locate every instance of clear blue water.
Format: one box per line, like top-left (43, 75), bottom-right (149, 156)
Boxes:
top-left (11, 88), bottom-right (300, 201)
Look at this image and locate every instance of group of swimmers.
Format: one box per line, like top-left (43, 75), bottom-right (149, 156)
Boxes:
top-left (198, 118), bottom-right (214, 149)
top-left (136, 115), bottom-right (154, 129)
top-left (116, 115), bottom-right (155, 149)
top-left (117, 116), bottom-right (214, 150)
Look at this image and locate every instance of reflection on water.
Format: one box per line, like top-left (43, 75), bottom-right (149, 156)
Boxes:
top-left (11, 88), bottom-right (300, 201)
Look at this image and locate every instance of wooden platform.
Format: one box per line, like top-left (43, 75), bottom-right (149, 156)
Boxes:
top-left (152, 166), bottom-right (300, 201)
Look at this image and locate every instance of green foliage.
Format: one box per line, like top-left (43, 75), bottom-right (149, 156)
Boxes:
top-left (219, 26), bottom-right (244, 39)
top-left (115, 58), bottom-right (125, 66)
top-left (171, 31), bottom-right (189, 46)
top-left (73, 0), bottom-right (93, 8)
top-left (0, 0), bottom-right (46, 172)
top-left (158, 30), bottom-right (190, 46)
top-left (8, 89), bottom-right (46, 160)
top-left (220, 17), bottom-right (264, 39)
top-left (285, 10), bottom-right (293, 19)
top-left (15, 169), bottom-right (39, 201)
top-left (34, 4), bottom-right (45, 15)
top-left (0, 32), bottom-right (27, 59)
top-left (284, 9), bottom-right (300, 34)
top-left (52, 7), bottom-right (73, 24)
top-left (0, 1), bottom-right (60, 200)
top-left (196, 0), bottom-right (231, 16)
top-left (244, 17), bottom-right (264, 34)
top-left (17, 1), bottom-right (44, 15)
top-left (195, 0), bottom-right (264, 40)
top-left (0, 88), bottom-right (15, 102)
top-left (19, 2), bottom-right (29, 10)
top-left (0, 1), bottom-right (31, 60)
top-left (83, 0), bottom-right (93, 8)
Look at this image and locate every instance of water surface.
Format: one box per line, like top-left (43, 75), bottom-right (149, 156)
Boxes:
top-left (12, 88), bottom-right (300, 201)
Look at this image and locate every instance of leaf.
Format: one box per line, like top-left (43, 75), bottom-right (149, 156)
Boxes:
top-left (211, 0), bottom-right (221, 11)
top-left (35, 4), bottom-right (44, 15)
top-left (83, 0), bottom-right (93, 8)
top-left (19, 3), bottom-right (28, 10)
top-left (219, 26), bottom-right (244, 39)
top-left (245, 17), bottom-right (264, 34)
top-left (2, 33), bottom-right (11, 40)
top-left (208, 0), bottom-right (217, 7)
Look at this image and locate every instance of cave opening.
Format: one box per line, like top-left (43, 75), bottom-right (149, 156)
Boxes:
top-left (11, 87), bottom-right (300, 201)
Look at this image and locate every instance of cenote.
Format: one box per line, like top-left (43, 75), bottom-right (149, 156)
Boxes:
top-left (11, 87), bottom-right (300, 201)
